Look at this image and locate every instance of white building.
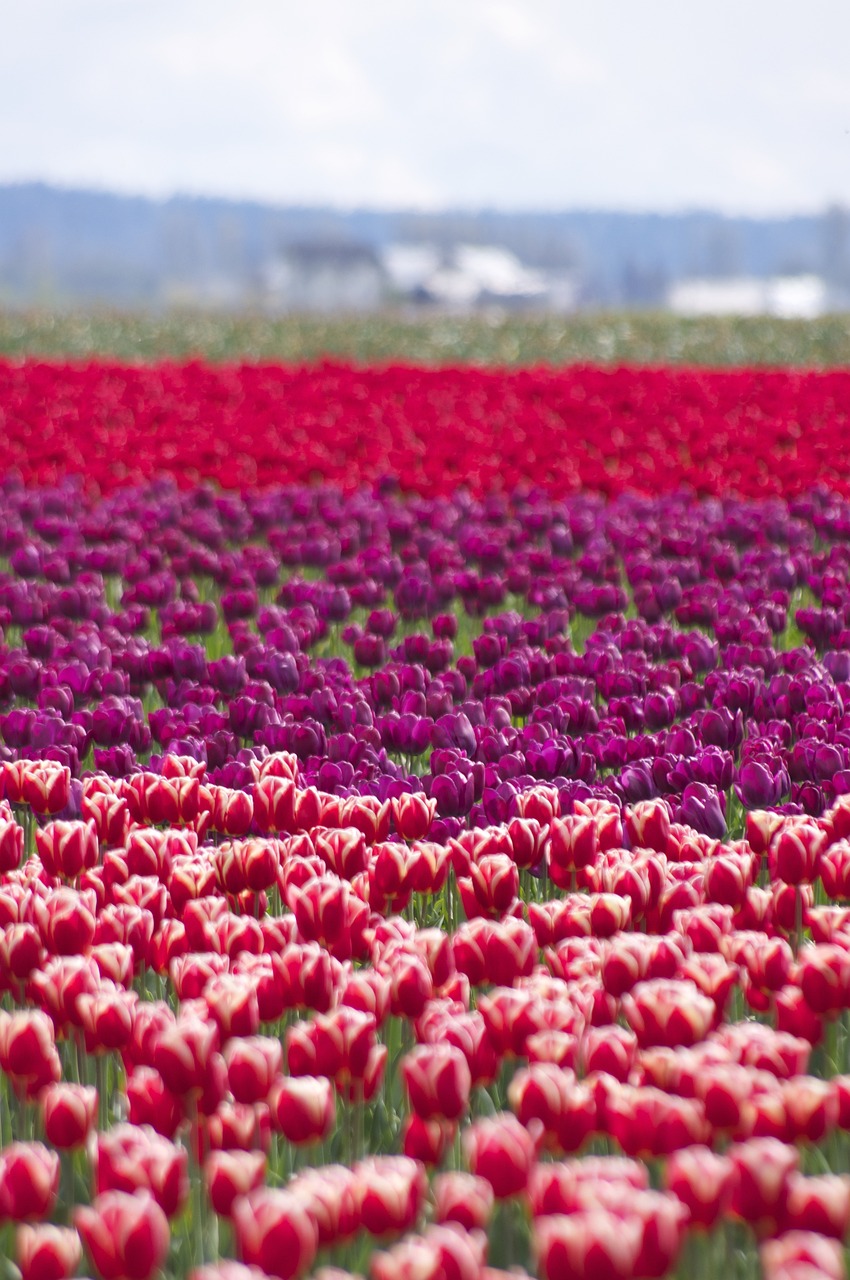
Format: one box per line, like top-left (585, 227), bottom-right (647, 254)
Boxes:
top-left (668, 274), bottom-right (830, 319)
top-left (382, 242), bottom-right (574, 310)
top-left (264, 243), bottom-right (387, 313)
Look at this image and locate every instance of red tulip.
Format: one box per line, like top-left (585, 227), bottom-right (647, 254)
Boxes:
top-left (581, 1025), bottom-right (637, 1081)
top-left (625, 799), bottom-right (671, 852)
top-left (35, 820), bottom-right (98, 881)
top-left (390, 793), bottom-right (436, 842)
top-left (463, 1113), bottom-right (539, 1199)
top-left (224, 1035), bottom-right (282, 1104)
top-left (371, 1225), bottom-right (485, 1280)
top-left (231, 1187), bottom-right (318, 1280)
top-left (75, 1190), bottom-right (170, 1280)
top-left (508, 1063), bottom-right (595, 1153)
top-left (760, 1231), bottom-right (845, 1280)
top-left (204, 974), bottom-right (260, 1040)
top-left (401, 1115), bottom-right (454, 1166)
top-left (782, 1172), bottom-right (850, 1238)
top-left (288, 1164), bottom-right (359, 1246)
top-left (771, 819), bottom-right (827, 885)
top-left (432, 1171), bottom-right (494, 1231)
top-left (0, 820), bottom-right (24, 873)
top-left (204, 1149), bottom-right (266, 1218)
top-left (126, 1067), bottom-right (182, 1137)
top-left (343, 794), bottom-right (391, 845)
top-left (0, 1143), bottom-right (60, 1221)
top-left (210, 787), bottom-right (254, 838)
top-left (16, 1224), bottom-right (82, 1280)
top-left (81, 790), bottom-right (129, 849)
top-left (77, 987), bottom-right (135, 1053)
top-left (621, 978), bottom-right (715, 1049)
top-left (547, 814), bottom-right (598, 886)
top-left (33, 888), bottom-right (96, 957)
top-left (665, 1145), bottom-right (737, 1228)
top-left (268, 1075), bottom-right (335, 1144)
top-left (401, 1043), bottom-right (471, 1122)
top-left (467, 854), bottom-right (519, 916)
top-left (154, 1014), bottom-right (218, 1095)
top-left (41, 1083), bottom-right (97, 1150)
top-left (369, 1235), bottom-right (439, 1280)
top-left (356, 1156), bottom-right (427, 1237)
top-left (95, 1125), bottom-right (189, 1219)
top-left (204, 1100), bottom-right (270, 1154)
top-left (534, 1210), bottom-right (642, 1280)
top-left (287, 1008), bottom-right (375, 1083)
top-left (729, 1137), bottom-right (799, 1227)
top-left (528, 1156), bottom-right (649, 1217)
top-left (20, 765), bottom-right (72, 817)
top-left (0, 1009), bottom-right (55, 1081)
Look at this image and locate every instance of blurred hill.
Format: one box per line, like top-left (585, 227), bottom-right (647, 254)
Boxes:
top-left (1, 182), bottom-right (849, 311)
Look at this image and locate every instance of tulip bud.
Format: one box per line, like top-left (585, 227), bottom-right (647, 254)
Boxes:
top-left (41, 1083), bottom-right (97, 1150)
top-left (534, 1211), bottom-right (642, 1280)
top-left (16, 1224), bottom-right (82, 1280)
top-left (231, 1186), bottom-right (319, 1280)
top-left (760, 1231), bottom-right (845, 1280)
top-left (390, 793), bottom-right (436, 842)
top-left (0, 1143), bottom-right (60, 1221)
top-left (665, 1145), bottom-right (736, 1228)
top-left (463, 1113), bottom-right (538, 1199)
top-left (204, 1149), bottom-right (266, 1218)
top-left (75, 1190), bottom-right (170, 1280)
top-left (401, 1044), bottom-right (471, 1122)
top-left (432, 1171), bottom-right (494, 1231)
top-left (269, 1076), bottom-right (335, 1144)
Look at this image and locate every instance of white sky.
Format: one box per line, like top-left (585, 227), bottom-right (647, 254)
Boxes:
top-left (3, 0), bottom-right (850, 213)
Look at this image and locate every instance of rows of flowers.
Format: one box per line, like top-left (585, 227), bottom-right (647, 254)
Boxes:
top-left (3, 365), bottom-right (850, 1280)
top-left (2, 359), bottom-right (850, 497)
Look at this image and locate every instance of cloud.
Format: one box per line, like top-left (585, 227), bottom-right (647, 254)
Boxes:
top-left (1, 0), bottom-right (850, 211)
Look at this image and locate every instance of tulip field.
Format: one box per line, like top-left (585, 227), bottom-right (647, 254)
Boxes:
top-left (4, 349), bottom-right (850, 1280)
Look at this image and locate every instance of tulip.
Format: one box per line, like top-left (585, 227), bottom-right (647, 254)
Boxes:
top-left (0, 1143), bottom-right (60, 1221)
top-left (231, 1187), bottom-right (319, 1280)
top-left (20, 765), bottom-right (72, 817)
top-left (41, 1083), bottom-right (97, 1150)
top-left (760, 1231), bottom-right (845, 1280)
top-left (401, 1043), bottom-right (471, 1122)
top-left (463, 1113), bottom-right (538, 1199)
top-left (432, 1171), bottom-right (494, 1231)
top-left (401, 1115), bottom-right (454, 1166)
top-left (0, 821), bottom-right (24, 873)
top-left (75, 1190), bottom-right (170, 1280)
top-left (621, 978), bottom-right (715, 1049)
top-left (665, 1145), bottom-right (736, 1228)
top-left (268, 1075), bottom-right (335, 1144)
top-left (356, 1156), bottom-right (427, 1238)
top-left (224, 1035), bottom-right (282, 1104)
top-left (16, 1224), bottom-right (82, 1280)
top-left (35, 820), bottom-right (98, 881)
top-left (528, 1156), bottom-right (649, 1217)
top-left (126, 1067), bottom-right (182, 1138)
top-left (771, 818), bottom-right (827, 885)
top-left (288, 1164), bottom-right (359, 1247)
top-left (204, 1149), bottom-right (266, 1218)
top-left (534, 1210), bottom-right (642, 1280)
top-left (782, 1172), bottom-right (850, 1238)
top-left (33, 889), bottom-right (96, 957)
top-left (729, 1137), bottom-right (799, 1227)
top-left (154, 1014), bottom-right (219, 1095)
top-left (390, 793), bottom-right (436, 842)
top-left (95, 1125), bottom-right (189, 1219)
top-left (0, 1010), bottom-right (55, 1081)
